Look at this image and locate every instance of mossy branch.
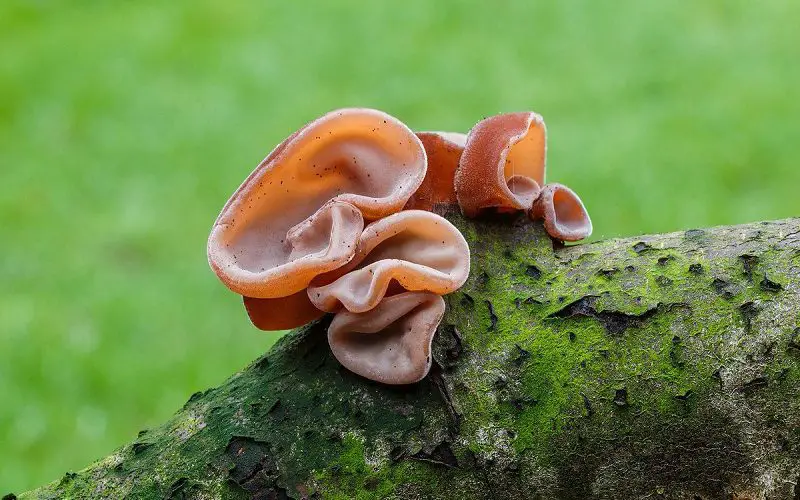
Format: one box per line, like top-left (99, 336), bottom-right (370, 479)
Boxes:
top-left (17, 214), bottom-right (800, 500)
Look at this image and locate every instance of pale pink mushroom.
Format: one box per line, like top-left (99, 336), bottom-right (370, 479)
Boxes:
top-left (243, 291), bottom-right (325, 331)
top-left (308, 210), bottom-right (470, 313)
top-left (404, 132), bottom-right (467, 211)
top-left (207, 108), bottom-right (427, 300)
top-left (530, 183), bottom-right (592, 241)
top-left (327, 292), bottom-right (445, 384)
top-left (455, 112), bottom-right (546, 217)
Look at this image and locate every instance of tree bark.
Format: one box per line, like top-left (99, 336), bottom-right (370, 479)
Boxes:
top-left (16, 212), bottom-right (800, 500)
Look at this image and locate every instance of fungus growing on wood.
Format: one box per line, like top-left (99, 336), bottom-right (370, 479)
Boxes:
top-left (207, 107), bottom-right (427, 331)
top-left (529, 183), bottom-right (593, 241)
top-left (455, 112), bottom-right (546, 217)
top-left (206, 106), bottom-right (590, 385)
top-left (327, 292), bottom-right (445, 385)
top-left (405, 132), bottom-right (466, 211)
top-left (308, 210), bottom-right (470, 313)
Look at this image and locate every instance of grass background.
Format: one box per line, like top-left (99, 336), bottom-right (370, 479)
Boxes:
top-left (1, 0), bottom-right (799, 492)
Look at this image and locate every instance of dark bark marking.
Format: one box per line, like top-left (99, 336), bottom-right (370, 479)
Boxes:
top-left (409, 442), bottom-right (459, 468)
top-left (712, 278), bottom-right (740, 299)
top-left (225, 436), bottom-right (287, 499)
top-left (613, 388), bottom-right (629, 407)
top-left (739, 254), bottom-right (759, 281)
top-left (431, 370), bottom-right (461, 434)
top-left (582, 393), bottom-right (594, 417)
top-left (788, 328), bottom-right (800, 352)
top-left (549, 295), bottom-right (660, 335)
top-left (688, 263), bottom-right (704, 275)
top-left (165, 477), bottom-right (201, 500)
top-left (656, 275), bottom-right (673, 287)
top-left (486, 300), bottom-right (498, 331)
top-left (460, 293), bottom-right (475, 309)
top-left (598, 267), bottom-right (618, 279)
top-left (739, 376), bottom-right (768, 394)
top-left (739, 301), bottom-right (760, 333)
top-left (760, 276), bottom-right (783, 292)
top-left (510, 397), bottom-right (538, 411)
top-left (512, 344), bottom-right (530, 366)
top-left (433, 324), bottom-right (462, 371)
top-left (633, 241), bottom-right (652, 254)
top-left (524, 264), bottom-right (542, 279)
top-left (670, 335), bottom-right (685, 368)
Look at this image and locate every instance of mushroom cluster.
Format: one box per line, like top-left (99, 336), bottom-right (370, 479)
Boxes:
top-left (208, 108), bottom-right (591, 384)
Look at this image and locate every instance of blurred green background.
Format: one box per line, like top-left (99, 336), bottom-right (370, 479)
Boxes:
top-left (1, 0), bottom-right (799, 492)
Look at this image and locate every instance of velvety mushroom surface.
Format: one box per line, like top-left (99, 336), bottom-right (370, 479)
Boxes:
top-left (530, 183), bottom-right (593, 241)
top-left (208, 108), bottom-right (427, 298)
top-left (327, 292), bottom-right (445, 385)
top-left (308, 210), bottom-right (470, 313)
top-left (455, 112), bottom-right (546, 217)
top-left (404, 132), bottom-right (466, 211)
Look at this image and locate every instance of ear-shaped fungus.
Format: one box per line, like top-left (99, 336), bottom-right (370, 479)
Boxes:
top-left (404, 132), bottom-right (466, 211)
top-left (530, 183), bottom-right (592, 241)
top-left (207, 108), bottom-right (427, 300)
top-left (455, 112), bottom-right (546, 217)
top-left (327, 292), bottom-right (445, 384)
top-left (308, 210), bottom-right (470, 313)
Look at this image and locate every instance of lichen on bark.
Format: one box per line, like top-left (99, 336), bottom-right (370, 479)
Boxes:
top-left (17, 213), bottom-right (800, 500)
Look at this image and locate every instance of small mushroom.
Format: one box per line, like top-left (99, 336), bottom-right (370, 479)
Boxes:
top-left (308, 210), bottom-right (470, 313)
top-left (455, 112), bottom-right (546, 217)
top-left (529, 183), bottom-right (592, 241)
top-left (208, 108), bottom-right (427, 298)
top-left (327, 291), bottom-right (445, 384)
top-left (243, 291), bottom-right (325, 331)
top-left (404, 131), bottom-right (467, 211)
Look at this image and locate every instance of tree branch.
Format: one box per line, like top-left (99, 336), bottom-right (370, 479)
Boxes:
top-left (17, 213), bottom-right (800, 500)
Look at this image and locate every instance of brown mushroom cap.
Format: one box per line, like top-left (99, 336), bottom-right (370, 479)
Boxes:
top-left (308, 210), bottom-right (470, 313)
top-left (243, 291), bottom-right (326, 331)
top-left (327, 291), bottom-right (445, 385)
top-left (404, 131), bottom-right (466, 211)
top-left (455, 112), bottom-right (546, 217)
top-left (208, 108), bottom-right (427, 298)
top-left (530, 183), bottom-right (593, 242)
